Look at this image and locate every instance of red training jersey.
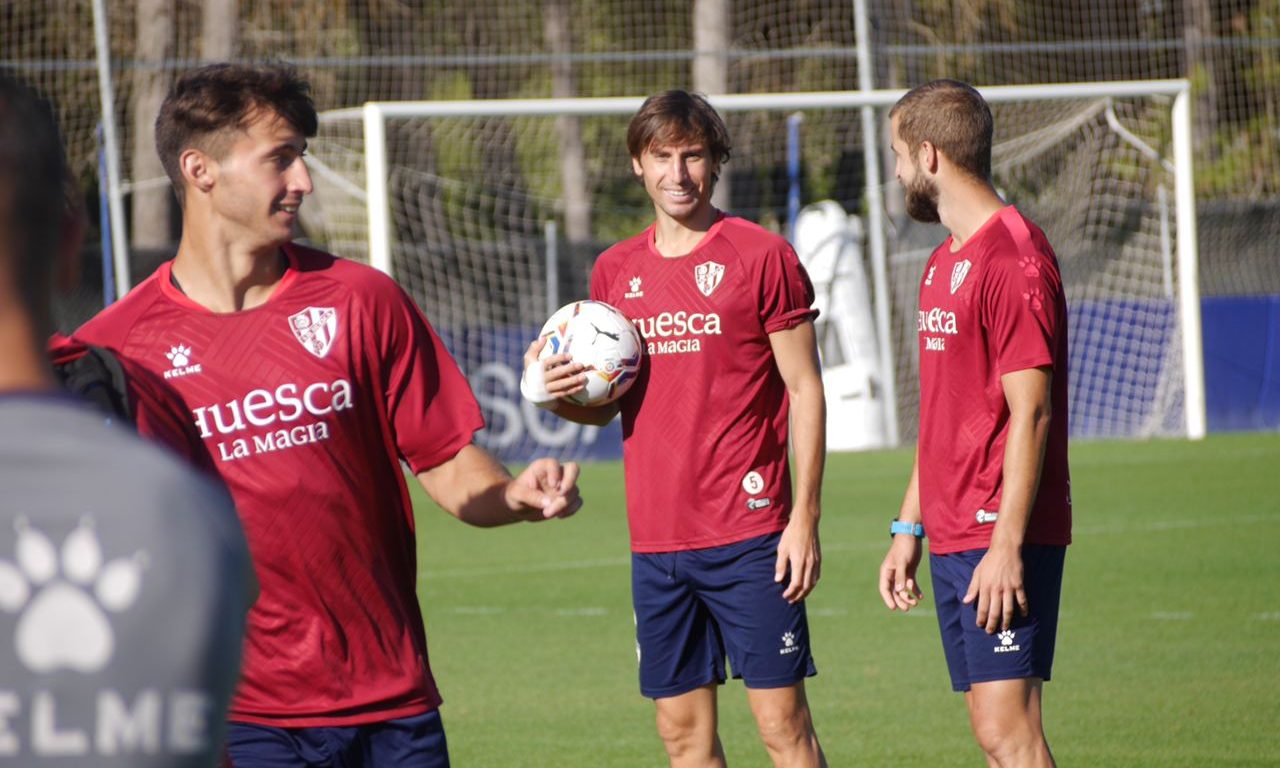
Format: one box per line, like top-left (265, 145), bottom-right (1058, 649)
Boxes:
top-left (49, 332), bottom-right (215, 470)
top-left (76, 244), bottom-right (483, 726)
top-left (591, 213), bottom-right (817, 553)
top-left (916, 206), bottom-right (1072, 554)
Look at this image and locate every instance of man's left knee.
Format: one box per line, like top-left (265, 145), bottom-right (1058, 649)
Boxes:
top-left (751, 693), bottom-right (813, 747)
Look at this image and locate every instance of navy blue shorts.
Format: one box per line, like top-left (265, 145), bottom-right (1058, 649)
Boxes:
top-left (930, 544), bottom-right (1066, 692)
top-left (226, 709), bottom-right (448, 767)
top-left (632, 531), bottom-right (817, 699)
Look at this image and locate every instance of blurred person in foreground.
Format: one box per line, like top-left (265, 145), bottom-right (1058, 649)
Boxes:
top-left (0, 70), bottom-right (253, 767)
top-left (878, 79), bottom-right (1071, 768)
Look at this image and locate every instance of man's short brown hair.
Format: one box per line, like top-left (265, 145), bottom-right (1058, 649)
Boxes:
top-left (155, 62), bottom-right (317, 204)
top-left (626, 90), bottom-right (732, 169)
top-left (889, 79), bottom-right (993, 181)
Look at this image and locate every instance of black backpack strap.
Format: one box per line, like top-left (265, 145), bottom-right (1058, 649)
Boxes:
top-left (53, 344), bottom-right (133, 426)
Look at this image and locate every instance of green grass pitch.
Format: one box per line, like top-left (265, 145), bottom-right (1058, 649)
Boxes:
top-left (410, 433), bottom-right (1280, 766)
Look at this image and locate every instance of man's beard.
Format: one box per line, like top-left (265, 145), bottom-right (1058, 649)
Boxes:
top-left (904, 173), bottom-right (940, 224)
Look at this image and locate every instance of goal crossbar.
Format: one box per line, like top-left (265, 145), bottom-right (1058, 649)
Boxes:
top-left (321, 79), bottom-right (1191, 120)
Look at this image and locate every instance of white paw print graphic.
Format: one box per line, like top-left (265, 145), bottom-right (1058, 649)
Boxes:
top-left (781, 631), bottom-right (796, 648)
top-left (166, 344), bottom-right (192, 368)
top-left (0, 518), bottom-right (145, 673)
top-left (998, 629), bottom-right (1016, 647)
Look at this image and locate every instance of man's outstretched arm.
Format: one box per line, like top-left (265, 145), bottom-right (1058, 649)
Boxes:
top-left (417, 444), bottom-right (583, 527)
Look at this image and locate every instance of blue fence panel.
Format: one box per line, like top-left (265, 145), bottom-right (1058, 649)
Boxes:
top-left (1203, 296), bottom-right (1280, 432)
top-left (1068, 298), bottom-right (1179, 438)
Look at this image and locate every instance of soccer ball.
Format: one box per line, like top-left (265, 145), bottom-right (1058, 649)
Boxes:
top-left (537, 300), bottom-right (643, 407)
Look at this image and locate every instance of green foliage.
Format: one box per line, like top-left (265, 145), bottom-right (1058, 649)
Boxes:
top-left (412, 433), bottom-right (1280, 766)
top-left (1193, 0), bottom-right (1280, 198)
top-left (1197, 115), bottom-right (1279, 198)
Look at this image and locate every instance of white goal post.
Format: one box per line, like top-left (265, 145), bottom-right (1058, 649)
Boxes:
top-left (313, 79), bottom-right (1204, 456)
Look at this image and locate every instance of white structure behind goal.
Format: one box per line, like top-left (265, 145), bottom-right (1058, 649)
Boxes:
top-left (307, 80), bottom-right (1204, 461)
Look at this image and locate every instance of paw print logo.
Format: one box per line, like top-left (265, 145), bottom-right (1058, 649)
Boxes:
top-left (0, 518), bottom-right (146, 673)
top-left (1022, 287), bottom-right (1044, 311)
top-left (629, 277), bottom-right (641, 293)
top-left (781, 631), bottom-right (796, 648)
top-left (166, 344), bottom-right (192, 368)
top-left (1017, 256), bottom-right (1041, 278)
top-left (998, 629), bottom-right (1016, 647)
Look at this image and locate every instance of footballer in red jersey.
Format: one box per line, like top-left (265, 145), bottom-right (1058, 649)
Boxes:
top-left (78, 245), bottom-right (486, 724)
top-left (878, 80), bottom-right (1070, 767)
top-left (589, 214), bottom-right (817, 553)
top-left (527, 91), bottom-right (828, 768)
top-left (77, 63), bottom-right (581, 767)
top-left (914, 206), bottom-right (1071, 555)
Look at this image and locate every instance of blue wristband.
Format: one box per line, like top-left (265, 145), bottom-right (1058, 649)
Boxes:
top-left (889, 520), bottom-right (924, 538)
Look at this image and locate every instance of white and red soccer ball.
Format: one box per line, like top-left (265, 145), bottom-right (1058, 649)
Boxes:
top-left (537, 300), bottom-right (643, 407)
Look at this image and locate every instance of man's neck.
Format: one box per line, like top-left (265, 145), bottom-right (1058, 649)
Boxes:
top-left (171, 236), bottom-right (287, 313)
top-left (938, 177), bottom-right (1006, 250)
top-left (652, 206), bottom-right (718, 259)
top-left (0, 304), bottom-right (55, 392)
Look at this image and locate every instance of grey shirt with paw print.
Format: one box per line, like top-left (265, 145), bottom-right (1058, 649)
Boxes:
top-left (0, 394), bottom-right (252, 767)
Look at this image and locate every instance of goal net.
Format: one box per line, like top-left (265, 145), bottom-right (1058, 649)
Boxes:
top-left (304, 82), bottom-right (1202, 461)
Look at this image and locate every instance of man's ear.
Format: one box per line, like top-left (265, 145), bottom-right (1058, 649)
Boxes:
top-left (179, 148), bottom-right (216, 195)
top-left (631, 155), bottom-right (643, 177)
top-left (917, 141), bottom-right (940, 175)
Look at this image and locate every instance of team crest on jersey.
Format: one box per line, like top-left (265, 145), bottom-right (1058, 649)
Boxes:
top-left (950, 259), bottom-right (972, 294)
top-left (694, 261), bottom-right (725, 297)
top-left (289, 306), bottom-right (338, 358)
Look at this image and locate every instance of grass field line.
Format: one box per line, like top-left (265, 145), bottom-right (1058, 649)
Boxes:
top-left (418, 538), bottom-right (899, 581)
top-left (435, 606), bottom-right (1280, 621)
top-left (421, 512), bottom-right (1275, 582)
top-left (1074, 512), bottom-right (1276, 535)
top-left (420, 555), bottom-right (630, 581)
